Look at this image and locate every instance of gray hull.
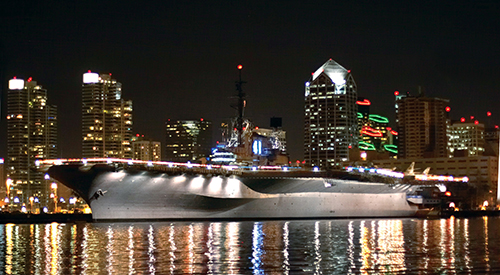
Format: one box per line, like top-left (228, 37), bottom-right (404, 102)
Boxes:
top-left (49, 165), bottom-right (420, 220)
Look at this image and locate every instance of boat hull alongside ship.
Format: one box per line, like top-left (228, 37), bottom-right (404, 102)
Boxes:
top-left (48, 164), bottom-right (425, 221)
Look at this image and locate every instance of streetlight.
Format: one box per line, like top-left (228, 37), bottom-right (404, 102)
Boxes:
top-left (29, 196), bottom-right (34, 213)
top-left (51, 182), bottom-right (58, 213)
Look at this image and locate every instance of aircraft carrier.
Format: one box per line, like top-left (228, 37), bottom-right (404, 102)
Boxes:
top-left (45, 159), bottom-right (440, 221)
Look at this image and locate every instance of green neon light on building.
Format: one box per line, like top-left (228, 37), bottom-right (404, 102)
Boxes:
top-left (359, 141), bottom-right (376, 151)
top-left (369, 114), bottom-right (389, 124)
top-left (357, 112), bottom-right (363, 119)
top-left (383, 144), bottom-right (398, 154)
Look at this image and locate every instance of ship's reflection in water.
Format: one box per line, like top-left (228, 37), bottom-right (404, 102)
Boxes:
top-left (1, 218), bottom-right (500, 274)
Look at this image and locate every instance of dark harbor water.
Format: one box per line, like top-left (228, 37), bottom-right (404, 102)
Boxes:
top-left (1, 217), bottom-right (499, 274)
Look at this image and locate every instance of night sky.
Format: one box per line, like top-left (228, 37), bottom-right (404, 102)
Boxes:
top-left (1, 1), bottom-right (499, 161)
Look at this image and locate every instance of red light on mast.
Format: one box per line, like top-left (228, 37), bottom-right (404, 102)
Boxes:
top-left (347, 70), bottom-right (351, 73)
top-left (470, 116), bottom-right (474, 120)
top-left (474, 120), bottom-right (479, 125)
top-left (13, 76), bottom-right (16, 79)
top-left (487, 111), bottom-right (492, 117)
top-left (394, 91), bottom-right (399, 96)
top-left (460, 117), bottom-right (465, 122)
top-left (27, 77), bottom-right (32, 82)
top-left (386, 127), bottom-right (392, 131)
top-left (496, 125), bottom-right (499, 129)
top-left (237, 65), bottom-right (243, 70)
top-left (88, 70), bottom-right (91, 73)
top-left (445, 106), bottom-right (451, 112)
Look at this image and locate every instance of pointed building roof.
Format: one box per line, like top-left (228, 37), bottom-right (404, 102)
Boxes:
top-left (312, 59), bottom-right (349, 85)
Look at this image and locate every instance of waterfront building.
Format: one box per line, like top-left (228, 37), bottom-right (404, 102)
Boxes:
top-left (131, 135), bottom-right (161, 161)
top-left (165, 119), bottom-right (213, 162)
top-left (395, 91), bottom-right (449, 159)
top-left (304, 59), bottom-right (358, 168)
top-left (82, 71), bottom-right (133, 159)
top-left (449, 119), bottom-right (485, 157)
top-left (6, 77), bottom-right (57, 207)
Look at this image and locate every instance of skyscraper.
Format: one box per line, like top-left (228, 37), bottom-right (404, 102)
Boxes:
top-left (82, 71), bottom-right (133, 158)
top-left (396, 92), bottom-right (449, 159)
top-left (131, 134), bottom-right (161, 161)
top-left (6, 77), bottom-right (57, 206)
top-left (165, 119), bottom-right (212, 162)
top-left (304, 59), bottom-right (358, 168)
top-left (449, 119), bottom-right (485, 157)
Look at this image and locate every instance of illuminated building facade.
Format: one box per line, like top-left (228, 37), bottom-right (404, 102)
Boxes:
top-left (131, 135), bottom-right (161, 161)
top-left (449, 119), bottom-right (485, 157)
top-left (304, 59), bottom-right (358, 168)
top-left (82, 72), bottom-right (133, 159)
top-left (396, 93), bottom-right (449, 159)
top-left (6, 77), bottom-right (57, 206)
top-left (165, 119), bottom-right (213, 162)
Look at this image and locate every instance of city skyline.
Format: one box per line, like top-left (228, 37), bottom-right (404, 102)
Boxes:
top-left (1, 1), bottom-right (500, 161)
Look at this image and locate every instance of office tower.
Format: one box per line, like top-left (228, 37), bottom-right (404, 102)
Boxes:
top-left (6, 77), bottom-right (57, 206)
top-left (165, 119), bottom-right (212, 162)
top-left (449, 118), bottom-right (485, 157)
top-left (304, 59), bottom-right (358, 168)
top-left (82, 71), bottom-right (133, 158)
top-left (131, 134), bottom-right (161, 161)
top-left (396, 92), bottom-right (449, 159)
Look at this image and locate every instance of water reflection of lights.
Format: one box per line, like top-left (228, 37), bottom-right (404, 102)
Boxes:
top-left (439, 218), bottom-right (456, 271)
top-left (360, 220), bottom-right (372, 273)
top-left (82, 224), bottom-right (89, 274)
top-left (207, 222), bottom-right (221, 274)
top-left (5, 224), bottom-right (13, 274)
top-left (44, 223), bottom-right (51, 273)
top-left (106, 226), bottom-right (115, 274)
top-left (282, 222), bottom-right (290, 275)
top-left (169, 224), bottom-right (176, 274)
top-left (422, 219), bottom-right (429, 270)
top-left (50, 223), bottom-right (60, 275)
top-left (226, 222), bottom-right (241, 274)
top-left (314, 221), bottom-right (322, 274)
top-left (251, 222), bottom-right (264, 274)
top-left (464, 219), bottom-right (471, 272)
top-left (347, 221), bottom-right (355, 273)
top-left (377, 220), bottom-right (405, 273)
top-left (188, 224), bottom-right (195, 274)
top-left (148, 225), bottom-right (156, 274)
top-left (128, 225), bottom-right (136, 274)
top-left (483, 216), bottom-right (490, 272)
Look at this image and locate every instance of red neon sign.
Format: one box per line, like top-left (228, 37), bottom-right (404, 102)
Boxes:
top-left (390, 130), bottom-right (398, 136)
top-left (356, 99), bottom-right (371, 106)
top-left (361, 126), bottom-right (382, 137)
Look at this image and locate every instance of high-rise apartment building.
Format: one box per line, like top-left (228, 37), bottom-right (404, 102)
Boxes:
top-left (82, 71), bottom-right (133, 158)
top-left (165, 119), bottom-right (212, 162)
top-left (6, 77), bottom-right (57, 206)
top-left (449, 119), bottom-right (485, 157)
top-left (396, 92), bottom-right (449, 159)
top-left (304, 59), bottom-right (358, 168)
top-left (131, 135), bottom-right (161, 161)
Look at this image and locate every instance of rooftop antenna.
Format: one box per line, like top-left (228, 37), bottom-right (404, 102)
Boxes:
top-left (234, 64), bottom-right (246, 145)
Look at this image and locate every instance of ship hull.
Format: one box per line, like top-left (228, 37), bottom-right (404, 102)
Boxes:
top-left (48, 165), bottom-right (421, 221)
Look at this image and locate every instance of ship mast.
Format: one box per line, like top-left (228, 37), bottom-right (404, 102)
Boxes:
top-left (234, 64), bottom-right (246, 146)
